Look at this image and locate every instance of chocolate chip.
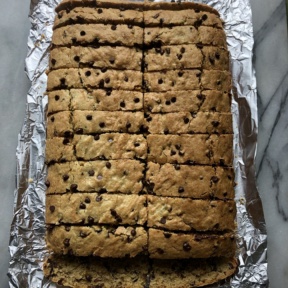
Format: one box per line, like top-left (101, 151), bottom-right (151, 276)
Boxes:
top-left (124, 76), bottom-right (129, 82)
top-left (51, 59), bottom-right (56, 66)
top-left (45, 180), bottom-right (50, 187)
top-left (211, 176), bottom-right (219, 183)
top-left (63, 238), bottom-right (70, 247)
top-left (212, 120), bottom-right (220, 127)
top-left (152, 12), bottom-right (160, 19)
top-left (54, 95), bottom-right (60, 101)
top-left (99, 188), bottom-right (107, 193)
top-left (80, 31), bottom-right (86, 36)
top-left (184, 117), bottom-right (189, 124)
top-left (196, 43), bottom-right (203, 49)
top-left (171, 97), bottom-right (176, 103)
top-left (73, 55), bottom-right (80, 62)
top-left (128, 24), bottom-right (133, 29)
top-left (160, 217), bottom-right (166, 224)
top-left (164, 128), bottom-right (169, 134)
top-left (126, 122), bottom-right (131, 129)
top-left (85, 274), bottom-right (92, 282)
top-left (80, 231), bottom-right (88, 238)
top-left (195, 9), bottom-right (200, 13)
top-left (49, 205), bottom-right (55, 213)
top-left (177, 54), bottom-right (182, 60)
top-left (106, 89), bottom-right (112, 96)
top-left (165, 100), bottom-right (171, 105)
top-left (134, 142), bottom-right (140, 147)
top-left (97, 8), bottom-right (103, 14)
top-left (157, 248), bottom-right (164, 254)
top-left (217, 80), bottom-right (221, 85)
top-left (131, 229), bottom-right (136, 236)
top-left (170, 150), bottom-right (176, 156)
top-left (50, 116), bottom-right (55, 122)
top-left (179, 151), bottom-right (185, 156)
top-left (175, 144), bottom-right (181, 150)
top-left (197, 93), bottom-right (203, 100)
top-left (180, 47), bottom-right (185, 53)
top-left (178, 187), bottom-right (185, 193)
top-left (85, 70), bottom-right (91, 77)
top-left (62, 138), bottom-right (69, 145)
top-left (215, 52), bottom-right (220, 59)
top-left (75, 128), bottom-right (83, 134)
top-left (183, 242), bottom-right (191, 251)
top-left (158, 78), bottom-right (163, 84)
top-left (79, 203), bottom-right (86, 209)
top-left (194, 19), bottom-right (202, 28)
top-left (104, 77), bottom-right (110, 84)
top-left (65, 226), bottom-right (70, 232)
top-left (88, 216), bottom-right (94, 224)
top-left (111, 24), bottom-right (117, 30)
top-left (178, 71), bottom-right (184, 77)
top-left (106, 162), bottom-right (111, 169)
top-left (88, 170), bottom-right (95, 178)
top-left (86, 115), bottom-right (92, 121)
top-left (174, 164), bottom-right (180, 170)
top-left (202, 14), bottom-right (208, 21)
top-left (62, 174), bottom-right (69, 181)
top-left (96, 195), bottom-right (102, 202)
top-left (162, 233), bottom-right (172, 240)
top-left (94, 134), bottom-right (100, 141)
top-left (209, 56), bottom-right (215, 65)
top-left (109, 57), bottom-right (115, 64)
top-left (120, 101), bottom-right (126, 108)
top-left (165, 48), bottom-right (170, 55)
top-left (70, 184), bottom-right (78, 192)
top-left (84, 197), bottom-right (91, 204)
top-left (99, 122), bottom-right (105, 128)
top-left (134, 97), bottom-right (140, 103)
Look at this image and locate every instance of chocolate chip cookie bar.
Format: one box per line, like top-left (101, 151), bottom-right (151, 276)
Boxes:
top-left (46, 225), bottom-right (148, 257)
top-left (146, 112), bottom-right (233, 134)
top-left (50, 46), bottom-right (142, 70)
top-left (52, 24), bottom-right (143, 47)
top-left (148, 229), bottom-right (236, 259)
top-left (54, 6), bottom-right (143, 30)
top-left (144, 90), bottom-right (231, 113)
top-left (147, 196), bottom-right (236, 232)
top-left (47, 68), bottom-right (142, 91)
top-left (45, 160), bottom-right (144, 194)
top-left (144, 45), bottom-right (229, 72)
top-left (147, 134), bottom-right (233, 166)
top-left (46, 193), bottom-right (147, 225)
top-left (146, 163), bottom-right (235, 200)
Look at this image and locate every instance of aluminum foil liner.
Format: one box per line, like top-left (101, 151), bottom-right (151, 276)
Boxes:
top-left (8, 0), bottom-right (268, 287)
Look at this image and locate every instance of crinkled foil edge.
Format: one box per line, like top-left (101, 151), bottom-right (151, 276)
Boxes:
top-left (8, 0), bottom-right (268, 287)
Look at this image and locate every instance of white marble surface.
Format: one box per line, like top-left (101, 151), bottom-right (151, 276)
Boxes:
top-left (0, 0), bottom-right (287, 287)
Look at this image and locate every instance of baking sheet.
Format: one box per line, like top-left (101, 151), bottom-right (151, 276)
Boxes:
top-left (8, 0), bottom-right (268, 287)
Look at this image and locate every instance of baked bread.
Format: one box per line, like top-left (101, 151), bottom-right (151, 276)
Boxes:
top-left (44, 0), bottom-right (237, 286)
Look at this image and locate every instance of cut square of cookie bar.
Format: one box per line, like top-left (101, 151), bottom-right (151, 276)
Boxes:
top-left (144, 90), bottom-right (231, 113)
top-left (148, 229), bottom-right (236, 259)
top-left (49, 46), bottom-right (143, 70)
top-left (144, 45), bottom-right (229, 72)
top-left (144, 26), bottom-right (227, 47)
top-left (72, 111), bottom-right (145, 134)
top-left (146, 163), bottom-right (235, 200)
top-left (47, 68), bottom-right (142, 91)
top-left (46, 111), bottom-right (72, 139)
top-left (145, 112), bottom-right (233, 134)
top-left (147, 134), bottom-right (233, 166)
top-left (44, 255), bottom-right (149, 288)
top-left (144, 8), bottom-right (223, 28)
top-left (46, 193), bottom-right (147, 226)
top-left (45, 160), bottom-right (144, 195)
top-left (46, 134), bottom-right (147, 163)
top-left (52, 24), bottom-right (143, 47)
top-left (144, 70), bottom-right (231, 92)
top-left (147, 196), bottom-right (236, 232)
top-left (150, 257), bottom-right (237, 287)
top-left (54, 6), bottom-right (143, 30)
top-left (46, 225), bottom-right (148, 257)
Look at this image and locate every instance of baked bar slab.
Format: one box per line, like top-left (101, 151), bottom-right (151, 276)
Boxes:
top-left (146, 162), bottom-right (235, 199)
top-left (147, 134), bottom-right (233, 166)
top-left (46, 193), bottom-right (147, 225)
top-left (149, 229), bottom-right (236, 259)
top-left (46, 225), bottom-right (147, 257)
top-left (45, 160), bottom-right (144, 194)
top-left (147, 196), bottom-right (236, 232)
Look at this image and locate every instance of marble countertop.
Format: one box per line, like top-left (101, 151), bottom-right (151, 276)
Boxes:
top-left (0, 0), bottom-right (287, 287)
